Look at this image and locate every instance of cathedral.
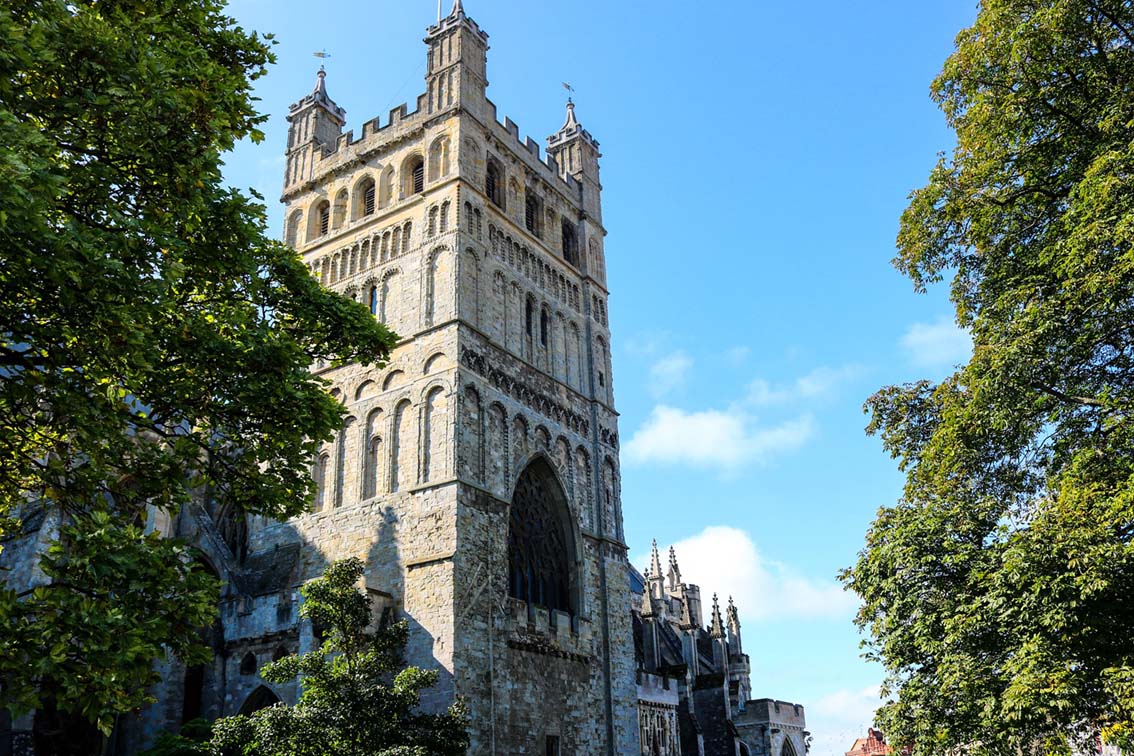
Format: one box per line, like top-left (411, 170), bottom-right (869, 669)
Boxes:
top-left (1, 3), bottom-right (808, 754)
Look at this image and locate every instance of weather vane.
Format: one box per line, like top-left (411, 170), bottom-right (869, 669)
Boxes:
top-left (313, 49), bottom-right (331, 71)
top-left (562, 81), bottom-right (575, 103)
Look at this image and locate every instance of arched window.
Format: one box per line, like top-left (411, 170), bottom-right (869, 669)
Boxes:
top-left (363, 434), bottom-right (382, 499)
top-left (285, 209), bottom-right (303, 247)
top-left (402, 155), bottom-right (425, 197)
top-left (525, 297), bottom-right (534, 337)
top-left (240, 652), bottom-right (256, 676)
top-left (561, 218), bottom-right (578, 267)
top-left (238, 686), bottom-right (281, 716)
top-left (216, 503), bottom-right (247, 563)
top-left (369, 285), bottom-right (378, 316)
top-left (332, 189), bottom-right (348, 230)
top-left (379, 165), bottom-right (395, 208)
top-left (354, 176), bottom-right (376, 220)
top-left (525, 191), bottom-right (543, 238)
top-left (429, 136), bottom-right (450, 181)
top-left (508, 459), bottom-right (576, 615)
top-left (309, 199), bottom-right (331, 239)
top-left (540, 309), bottom-right (549, 348)
top-left (313, 453), bottom-right (330, 511)
top-left (486, 157), bottom-right (504, 208)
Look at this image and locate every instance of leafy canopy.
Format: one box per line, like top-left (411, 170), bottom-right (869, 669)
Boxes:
top-left (843, 1), bottom-right (1134, 753)
top-left (0, 0), bottom-right (395, 745)
top-left (209, 558), bottom-right (470, 756)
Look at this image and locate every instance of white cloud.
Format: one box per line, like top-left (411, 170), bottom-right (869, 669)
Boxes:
top-left (745, 365), bottom-right (863, 407)
top-left (637, 526), bottom-right (857, 622)
top-left (648, 351), bottom-right (693, 398)
top-left (807, 686), bottom-right (885, 756)
top-left (900, 316), bottom-right (972, 368)
top-left (725, 345), bottom-right (752, 365)
top-left (625, 330), bottom-right (673, 357)
top-left (624, 406), bottom-right (813, 470)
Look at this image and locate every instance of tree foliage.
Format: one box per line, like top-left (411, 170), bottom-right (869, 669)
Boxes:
top-left (0, 0), bottom-right (395, 747)
top-left (843, 0), bottom-right (1134, 753)
top-left (208, 558), bottom-right (469, 756)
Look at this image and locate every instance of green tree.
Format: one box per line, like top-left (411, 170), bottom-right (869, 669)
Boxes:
top-left (0, 0), bottom-right (394, 750)
top-left (842, 1), bottom-right (1134, 753)
top-left (209, 558), bottom-right (469, 756)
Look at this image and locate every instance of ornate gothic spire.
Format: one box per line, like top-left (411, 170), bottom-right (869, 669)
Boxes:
top-left (667, 545), bottom-right (682, 589)
top-left (450, 0), bottom-right (465, 17)
top-left (649, 539), bottom-right (664, 580)
top-left (726, 596), bottom-right (741, 632)
top-left (709, 593), bottom-right (725, 638)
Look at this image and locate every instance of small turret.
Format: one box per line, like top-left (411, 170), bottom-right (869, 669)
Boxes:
top-left (423, 0), bottom-right (489, 118)
top-left (547, 99), bottom-right (603, 226)
top-left (283, 67), bottom-right (346, 193)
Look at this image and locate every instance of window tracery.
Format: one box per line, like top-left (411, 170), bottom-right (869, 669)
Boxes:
top-left (508, 460), bottom-right (574, 615)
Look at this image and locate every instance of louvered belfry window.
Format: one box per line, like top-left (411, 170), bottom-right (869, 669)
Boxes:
top-left (412, 161), bottom-right (424, 194)
top-left (364, 183), bottom-right (375, 215)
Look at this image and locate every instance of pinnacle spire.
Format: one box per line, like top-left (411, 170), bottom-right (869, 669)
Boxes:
top-left (667, 545), bottom-right (682, 589)
top-left (450, 0), bottom-right (465, 16)
top-left (561, 99), bottom-right (579, 132)
top-left (709, 593), bottom-right (725, 638)
top-left (649, 540), bottom-right (664, 580)
top-left (727, 595), bottom-right (740, 630)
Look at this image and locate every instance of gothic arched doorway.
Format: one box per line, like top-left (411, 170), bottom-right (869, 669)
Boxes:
top-left (238, 685), bottom-right (281, 715)
top-left (507, 457), bottom-right (577, 615)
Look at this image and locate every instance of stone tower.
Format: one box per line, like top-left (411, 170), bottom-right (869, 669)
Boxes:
top-left (273, 2), bottom-right (636, 753)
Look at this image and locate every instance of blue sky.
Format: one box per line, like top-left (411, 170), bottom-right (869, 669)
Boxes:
top-left (221, 1), bottom-right (978, 753)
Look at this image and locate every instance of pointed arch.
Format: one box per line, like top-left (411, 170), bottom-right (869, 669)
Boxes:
top-left (507, 457), bottom-right (579, 615)
top-left (238, 686), bottom-right (281, 715)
